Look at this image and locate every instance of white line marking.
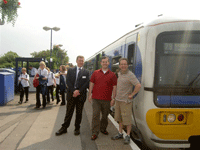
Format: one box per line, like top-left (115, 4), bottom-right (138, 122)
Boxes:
top-left (108, 114), bottom-right (141, 150)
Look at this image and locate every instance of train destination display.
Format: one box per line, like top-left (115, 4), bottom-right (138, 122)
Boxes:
top-left (164, 43), bottom-right (200, 54)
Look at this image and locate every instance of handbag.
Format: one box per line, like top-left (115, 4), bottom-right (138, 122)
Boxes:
top-left (33, 74), bottom-right (39, 88)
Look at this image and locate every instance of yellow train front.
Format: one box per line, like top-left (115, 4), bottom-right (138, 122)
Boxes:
top-left (137, 17), bottom-right (200, 149)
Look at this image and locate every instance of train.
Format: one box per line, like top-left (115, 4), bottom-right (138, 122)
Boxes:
top-left (84, 16), bottom-right (200, 149)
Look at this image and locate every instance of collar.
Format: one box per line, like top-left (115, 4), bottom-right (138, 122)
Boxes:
top-left (120, 69), bottom-right (129, 75)
top-left (41, 68), bottom-right (46, 71)
top-left (100, 69), bottom-right (110, 74)
top-left (77, 66), bottom-right (83, 70)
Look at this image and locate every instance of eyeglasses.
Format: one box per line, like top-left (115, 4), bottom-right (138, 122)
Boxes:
top-left (120, 64), bottom-right (128, 66)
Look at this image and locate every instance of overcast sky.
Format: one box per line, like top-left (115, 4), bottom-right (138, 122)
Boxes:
top-left (0, 0), bottom-right (199, 65)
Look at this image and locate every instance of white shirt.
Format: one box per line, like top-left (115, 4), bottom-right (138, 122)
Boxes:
top-left (18, 73), bottom-right (29, 87)
top-left (37, 68), bottom-right (48, 78)
top-left (55, 71), bottom-right (67, 85)
top-left (55, 73), bottom-right (60, 85)
top-left (75, 67), bottom-right (82, 88)
top-left (31, 67), bottom-right (38, 76)
top-left (76, 67), bottom-right (82, 80)
top-left (47, 72), bottom-right (55, 86)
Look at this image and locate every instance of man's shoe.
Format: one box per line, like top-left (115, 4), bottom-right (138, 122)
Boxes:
top-left (100, 130), bottom-right (109, 135)
top-left (91, 134), bottom-right (98, 140)
top-left (47, 101), bottom-right (50, 104)
top-left (74, 129), bottom-right (80, 135)
top-left (124, 135), bottom-right (130, 144)
top-left (111, 133), bottom-right (123, 140)
top-left (18, 101), bottom-right (22, 104)
top-left (55, 127), bottom-right (67, 136)
top-left (60, 103), bottom-right (65, 106)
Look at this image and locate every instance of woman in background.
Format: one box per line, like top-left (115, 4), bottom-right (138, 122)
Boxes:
top-left (55, 71), bottom-right (61, 104)
top-left (34, 61), bottom-right (48, 109)
top-left (18, 68), bottom-right (29, 104)
top-left (46, 67), bottom-right (56, 103)
top-left (59, 65), bottom-right (67, 106)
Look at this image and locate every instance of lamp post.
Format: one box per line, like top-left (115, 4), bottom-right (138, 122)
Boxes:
top-left (43, 26), bottom-right (60, 69)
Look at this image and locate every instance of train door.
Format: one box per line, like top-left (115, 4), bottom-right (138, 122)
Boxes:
top-left (125, 34), bottom-right (141, 136)
top-left (125, 34), bottom-right (138, 73)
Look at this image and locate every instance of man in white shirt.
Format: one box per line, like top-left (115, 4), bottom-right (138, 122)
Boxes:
top-left (18, 68), bottom-right (29, 104)
top-left (29, 65), bottom-right (38, 77)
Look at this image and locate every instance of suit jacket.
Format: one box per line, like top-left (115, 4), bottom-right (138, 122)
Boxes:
top-left (66, 67), bottom-right (89, 96)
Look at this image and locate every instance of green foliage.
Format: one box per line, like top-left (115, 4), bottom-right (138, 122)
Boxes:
top-left (30, 45), bottom-right (69, 70)
top-left (0, 51), bottom-right (20, 68)
top-left (0, 0), bottom-right (21, 26)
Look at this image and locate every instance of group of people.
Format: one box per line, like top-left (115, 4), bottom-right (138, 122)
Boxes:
top-left (18, 55), bottom-right (141, 144)
top-left (55, 55), bottom-right (141, 145)
top-left (18, 62), bottom-right (69, 108)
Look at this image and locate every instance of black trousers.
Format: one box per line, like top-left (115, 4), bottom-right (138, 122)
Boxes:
top-left (62, 92), bottom-right (86, 130)
top-left (47, 85), bottom-right (54, 102)
top-left (56, 84), bottom-right (60, 102)
top-left (60, 91), bottom-right (66, 105)
top-left (20, 87), bottom-right (29, 102)
top-left (36, 85), bottom-right (46, 107)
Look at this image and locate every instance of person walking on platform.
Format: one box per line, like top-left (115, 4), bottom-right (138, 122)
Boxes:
top-left (46, 67), bottom-right (56, 103)
top-left (111, 58), bottom-right (141, 144)
top-left (55, 66), bottom-right (67, 105)
top-left (88, 56), bottom-right (117, 140)
top-left (58, 65), bottom-right (68, 106)
top-left (55, 71), bottom-right (61, 104)
top-left (34, 61), bottom-right (48, 109)
top-left (29, 65), bottom-right (38, 77)
top-left (56, 56), bottom-right (89, 136)
top-left (18, 68), bottom-right (29, 104)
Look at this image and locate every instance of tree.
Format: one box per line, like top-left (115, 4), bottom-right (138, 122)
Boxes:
top-left (0, 51), bottom-right (20, 68)
top-left (30, 45), bottom-right (69, 70)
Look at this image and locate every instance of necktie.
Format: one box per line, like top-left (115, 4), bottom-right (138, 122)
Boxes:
top-left (75, 68), bottom-right (82, 88)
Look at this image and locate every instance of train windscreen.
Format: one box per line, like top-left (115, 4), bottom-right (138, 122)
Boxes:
top-left (155, 31), bottom-right (200, 88)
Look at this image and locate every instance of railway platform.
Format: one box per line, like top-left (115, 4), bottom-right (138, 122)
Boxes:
top-left (0, 93), bottom-right (139, 150)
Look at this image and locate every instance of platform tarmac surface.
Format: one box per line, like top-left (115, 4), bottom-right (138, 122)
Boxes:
top-left (0, 93), bottom-right (133, 150)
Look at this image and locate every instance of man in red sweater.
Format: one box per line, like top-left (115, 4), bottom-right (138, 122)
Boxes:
top-left (88, 56), bottom-right (117, 140)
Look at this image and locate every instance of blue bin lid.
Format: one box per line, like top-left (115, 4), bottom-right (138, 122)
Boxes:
top-left (0, 72), bottom-right (13, 75)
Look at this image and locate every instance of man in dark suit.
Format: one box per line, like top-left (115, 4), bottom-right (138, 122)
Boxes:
top-left (56, 55), bottom-right (89, 136)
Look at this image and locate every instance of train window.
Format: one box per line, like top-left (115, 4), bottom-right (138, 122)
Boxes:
top-left (111, 55), bottom-right (121, 72)
top-left (95, 54), bottom-right (100, 70)
top-left (112, 55), bottom-right (122, 64)
top-left (127, 44), bottom-right (135, 72)
top-left (128, 44), bottom-right (135, 64)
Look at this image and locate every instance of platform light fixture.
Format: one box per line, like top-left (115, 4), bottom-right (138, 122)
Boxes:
top-left (43, 26), bottom-right (60, 69)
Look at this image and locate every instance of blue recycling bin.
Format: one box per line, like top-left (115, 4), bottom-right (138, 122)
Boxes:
top-left (0, 72), bottom-right (14, 106)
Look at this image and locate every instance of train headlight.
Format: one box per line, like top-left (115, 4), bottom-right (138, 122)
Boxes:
top-left (167, 114), bottom-right (176, 123)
